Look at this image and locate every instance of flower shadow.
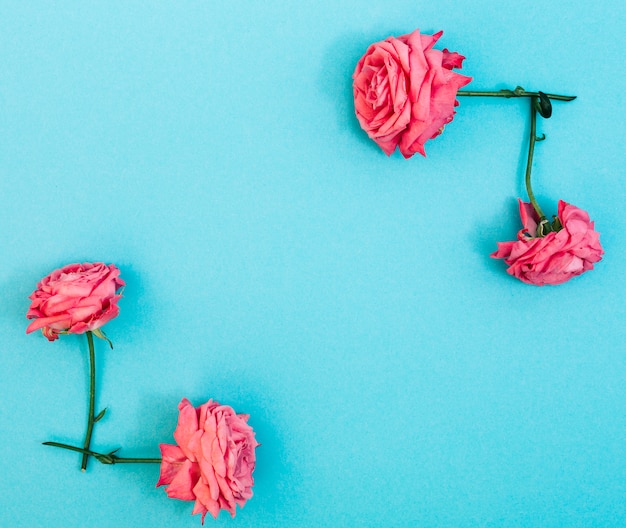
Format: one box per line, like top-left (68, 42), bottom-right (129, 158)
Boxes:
top-left (316, 31), bottom-right (382, 150)
top-left (0, 265), bottom-right (49, 332)
top-left (473, 197), bottom-right (520, 277)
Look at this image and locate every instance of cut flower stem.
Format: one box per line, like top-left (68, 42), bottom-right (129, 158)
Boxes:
top-left (457, 87), bottom-right (576, 101)
top-left (79, 331), bottom-right (113, 470)
top-left (44, 441), bottom-right (161, 464)
top-left (81, 331), bottom-right (97, 471)
top-left (525, 95), bottom-right (547, 226)
top-left (457, 86), bottom-right (577, 235)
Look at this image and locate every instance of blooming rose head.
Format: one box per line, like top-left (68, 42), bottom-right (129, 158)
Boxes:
top-left (491, 200), bottom-right (604, 285)
top-left (26, 262), bottom-right (124, 341)
top-left (352, 28), bottom-right (471, 158)
top-left (157, 398), bottom-right (259, 523)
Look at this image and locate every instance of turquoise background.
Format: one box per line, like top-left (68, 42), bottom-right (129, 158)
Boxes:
top-left (1, 1), bottom-right (625, 526)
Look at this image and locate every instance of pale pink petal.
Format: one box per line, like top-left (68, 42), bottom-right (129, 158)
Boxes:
top-left (156, 444), bottom-right (187, 487)
top-left (173, 399), bottom-right (200, 461)
top-left (193, 477), bottom-right (221, 519)
top-left (163, 459), bottom-right (200, 502)
top-left (26, 314), bottom-right (70, 333)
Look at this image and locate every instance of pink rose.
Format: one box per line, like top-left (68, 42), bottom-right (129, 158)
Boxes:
top-left (491, 200), bottom-right (604, 285)
top-left (352, 28), bottom-right (471, 158)
top-left (157, 398), bottom-right (259, 522)
top-left (26, 262), bottom-right (124, 341)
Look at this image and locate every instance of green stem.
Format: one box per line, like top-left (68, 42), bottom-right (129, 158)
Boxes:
top-left (108, 458), bottom-right (163, 464)
top-left (44, 442), bottom-right (161, 464)
top-left (457, 88), bottom-right (576, 101)
top-left (456, 86), bottom-right (571, 235)
top-left (525, 96), bottom-right (546, 221)
top-left (81, 331), bottom-right (96, 471)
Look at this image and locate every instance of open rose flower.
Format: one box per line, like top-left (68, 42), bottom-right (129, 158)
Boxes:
top-left (491, 200), bottom-right (603, 285)
top-left (26, 262), bottom-right (124, 341)
top-left (157, 398), bottom-right (259, 522)
top-left (353, 28), bottom-right (471, 158)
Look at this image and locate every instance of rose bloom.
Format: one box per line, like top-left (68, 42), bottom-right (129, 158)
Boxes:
top-left (26, 262), bottom-right (124, 341)
top-left (157, 398), bottom-right (259, 522)
top-left (491, 200), bottom-right (603, 286)
top-left (353, 28), bottom-right (471, 158)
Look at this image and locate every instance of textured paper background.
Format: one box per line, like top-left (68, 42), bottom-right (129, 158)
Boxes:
top-left (1, 1), bottom-right (625, 526)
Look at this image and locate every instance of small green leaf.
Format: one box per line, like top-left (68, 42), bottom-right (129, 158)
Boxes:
top-left (95, 454), bottom-right (115, 465)
top-left (92, 328), bottom-right (114, 349)
top-left (94, 408), bottom-right (107, 423)
top-left (96, 448), bottom-right (120, 465)
top-left (536, 91), bottom-right (552, 118)
top-left (551, 215), bottom-right (563, 232)
top-left (536, 217), bottom-right (553, 237)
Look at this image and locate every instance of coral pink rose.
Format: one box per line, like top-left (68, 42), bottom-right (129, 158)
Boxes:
top-left (353, 28), bottom-right (471, 158)
top-left (491, 200), bottom-right (603, 285)
top-left (26, 263), bottom-right (124, 341)
top-left (157, 398), bottom-right (259, 522)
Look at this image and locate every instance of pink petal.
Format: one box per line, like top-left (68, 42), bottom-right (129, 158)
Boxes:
top-left (156, 444), bottom-right (187, 487)
top-left (163, 459), bottom-right (200, 501)
top-left (173, 399), bottom-right (200, 461)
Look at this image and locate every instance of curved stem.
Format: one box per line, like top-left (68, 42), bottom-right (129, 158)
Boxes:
top-left (525, 97), bottom-right (546, 221)
top-left (456, 86), bottom-right (561, 234)
top-left (457, 88), bottom-right (576, 101)
top-left (44, 442), bottom-right (161, 464)
top-left (81, 331), bottom-right (96, 471)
